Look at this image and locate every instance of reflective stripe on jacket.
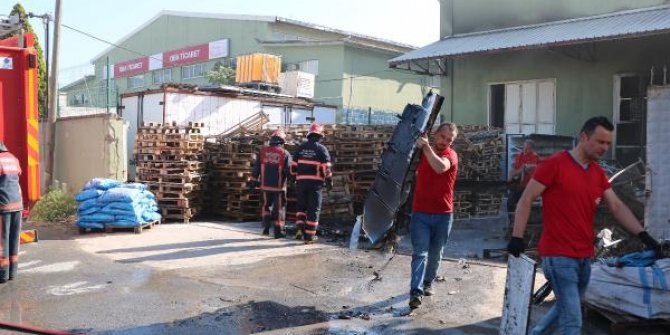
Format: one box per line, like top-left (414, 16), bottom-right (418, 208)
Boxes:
top-left (252, 144), bottom-right (292, 191)
top-left (292, 139), bottom-right (332, 182)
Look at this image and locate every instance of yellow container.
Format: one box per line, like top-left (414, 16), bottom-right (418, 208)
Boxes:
top-left (235, 53), bottom-right (281, 85)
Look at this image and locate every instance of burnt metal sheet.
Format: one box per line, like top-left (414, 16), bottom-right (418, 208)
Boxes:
top-left (500, 255), bottom-right (537, 335)
top-left (391, 5), bottom-right (670, 66)
top-left (361, 92), bottom-right (443, 243)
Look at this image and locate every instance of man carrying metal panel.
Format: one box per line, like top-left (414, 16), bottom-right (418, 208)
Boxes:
top-left (408, 123), bottom-right (459, 309)
top-left (507, 117), bottom-right (661, 335)
top-left (249, 128), bottom-right (292, 238)
top-left (291, 123), bottom-right (333, 244)
top-left (0, 142), bottom-right (23, 283)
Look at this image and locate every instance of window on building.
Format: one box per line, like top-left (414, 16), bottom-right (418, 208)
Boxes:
top-left (299, 60), bottom-right (319, 76)
top-left (152, 68), bottom-right (172, 85)
top-left (429, 76), bottom-right (441, 88)
top-left (128, 75), bottom-right (144, 89)
top-left (182, 63), bottom-right (205, 79)
top-left (613, 74), bottom-right (647, 165)
top-left (489, 79), bottom-right (556, 135)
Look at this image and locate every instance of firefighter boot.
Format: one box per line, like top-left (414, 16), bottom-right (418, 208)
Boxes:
top-left (262, 217), bottom-right (271, 236)
top-left (295, 224), bottom-right (304, 240)
top-left (8, 263), bottom-right (17, 280)
top-left (274, 227), bottom-right (286, 239)
top-left (304, 235), bottom-right (318, 244)
top-left (0, 266), bottom-right (8, 284)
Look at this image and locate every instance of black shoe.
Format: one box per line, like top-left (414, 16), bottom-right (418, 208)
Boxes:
top-left (409, 293), bottom-right (422, 309)
top-left (423, 282), bottom-right (434, 296)
top-left (262, 228), bottom-right (270, 236)
top-left (304, 235), bottom-right (318, 244)
top-left (274, 231), bottom-right (286, 239)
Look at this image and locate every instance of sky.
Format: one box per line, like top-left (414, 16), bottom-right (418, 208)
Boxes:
top-left (2, 0), bottom-right (440, 84)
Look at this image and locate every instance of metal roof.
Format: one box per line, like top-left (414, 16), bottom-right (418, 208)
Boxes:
top-left (390, 5), bottom-right (670, 68)
top-left (91, 11), bottom-right (413, 63)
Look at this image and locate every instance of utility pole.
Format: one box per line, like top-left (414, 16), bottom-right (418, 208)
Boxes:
top-left (46, 0), bottom-right (62, 189)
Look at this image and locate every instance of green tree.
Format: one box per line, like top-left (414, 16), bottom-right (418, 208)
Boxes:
top-left (2, 3), bottom-right (48, 118)
top-left (207, 61), bottom-right (236, 85)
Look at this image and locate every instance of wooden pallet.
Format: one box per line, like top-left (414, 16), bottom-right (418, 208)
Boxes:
top-left (584, 302), bottom-right (670, 335)
top-left (78, 220), bottom-right (158, 234)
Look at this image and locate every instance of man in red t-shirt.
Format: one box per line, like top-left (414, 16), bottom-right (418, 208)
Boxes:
top-left (408, 123), bottom-right (459, 309)
top-left (507, 117), bottom-right (660, 335)
top-left (508, 139), bottom-right (540, 213)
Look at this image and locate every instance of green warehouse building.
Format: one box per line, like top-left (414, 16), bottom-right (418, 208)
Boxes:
top-left (392, 0), bottom-right (670, 165)
top-left (61, 11), bottom-right (438, 124)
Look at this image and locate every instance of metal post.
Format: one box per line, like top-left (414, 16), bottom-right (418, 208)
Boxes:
top-left (106, 56), bottom-right (111, 113)
top-left (46, 0), bottom-right (62, 189)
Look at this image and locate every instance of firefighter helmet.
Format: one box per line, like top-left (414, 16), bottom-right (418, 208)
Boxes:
top-left (307, 123), bottom-right (324, 138)
top-left (269, 128), bottom-right (287, 144)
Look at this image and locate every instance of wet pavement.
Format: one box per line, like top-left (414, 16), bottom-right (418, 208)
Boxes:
top-left (0, 218), bottom-right (666, 334)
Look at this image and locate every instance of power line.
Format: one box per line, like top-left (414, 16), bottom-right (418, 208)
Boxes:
top-left (60, 23), bottom-right (162, 62)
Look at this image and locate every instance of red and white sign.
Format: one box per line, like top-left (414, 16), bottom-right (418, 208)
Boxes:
top-left (163, 44), bottom-right (209, 67)
top-left (114, 57), bottom-right (148, 78)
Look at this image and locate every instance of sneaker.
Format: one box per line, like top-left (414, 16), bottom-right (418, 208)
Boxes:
top-left (423, 282), bottom-right (434, 296)
top-left (262, 228), bottom-right (270, 236)
top-left (274, 231), bottom-right (286, 239)
top-left (304, 236), bottom-right (318, 244)
top-left (295, 230), bottom-right (304, 240)
top-left (409, 293), bottom-right (422, 309)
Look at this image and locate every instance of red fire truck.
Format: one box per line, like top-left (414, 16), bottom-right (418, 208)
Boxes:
top-left (0, 31), bottom-right (41, 216)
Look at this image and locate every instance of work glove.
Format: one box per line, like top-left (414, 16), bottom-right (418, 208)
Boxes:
top-left (247, 180), bottom-right (260, 191)
top-left (507, 237), bottom-right (525, 257)
top-left (638, 231), bottom-right (662, 258)
top-left (325, 178), bottom-right (333, 192)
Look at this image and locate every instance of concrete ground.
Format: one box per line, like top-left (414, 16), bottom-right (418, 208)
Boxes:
top-left (0, 218), bottom-right (665, 334)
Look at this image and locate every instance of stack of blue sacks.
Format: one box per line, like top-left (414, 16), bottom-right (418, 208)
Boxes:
top-left (76, 178), bottom-right (162, 229)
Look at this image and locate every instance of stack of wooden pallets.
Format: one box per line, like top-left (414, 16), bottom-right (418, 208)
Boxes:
top-left (473, 192), bottom-right (504, 217)
top-left (454, 191), bottom-right (473, 220)
top-left (205, 135), bottom-right (262, 221)
top-left (323, 125), bottom-right (392, 211)
top-left (453, 126), bottom-right (504, 181)
top-left (135, 122), bottom-right (206, 223)
top-left (321, 172), bottom-right (356, 221)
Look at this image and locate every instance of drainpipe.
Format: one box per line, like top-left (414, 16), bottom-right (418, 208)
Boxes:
top-left (162, 88), bottom-right (167, 123)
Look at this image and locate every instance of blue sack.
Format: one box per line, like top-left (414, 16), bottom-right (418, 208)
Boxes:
top-left (120, 183), bottom-right (148, 191)
top-left (77, 220), bottom-right (104, 229)
top-left (78, 206), bottom-right (100, 216)
top-left (78, 198), bottom-right (99, 211)
top-left (83, 178), bottom-right (122, 191)
top-left (78, 213), bottom-right (114, 223)
top-left (98, 188), bottom-right (143, 204)
top-left (75, 189), bottom-right (102, 202)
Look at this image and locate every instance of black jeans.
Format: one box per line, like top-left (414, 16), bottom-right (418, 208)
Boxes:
top-left (0, 210), bottom-right (21, 282)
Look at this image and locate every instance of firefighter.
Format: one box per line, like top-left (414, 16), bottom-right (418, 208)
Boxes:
top-left (0, 142), bottom-right (23, 283)
top-left (249, 128), bottom-right (292, 238)
top-left (291, 123), bottom-right (333, 244)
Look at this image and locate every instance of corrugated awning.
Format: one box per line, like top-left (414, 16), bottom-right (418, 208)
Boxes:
top-left (390, 5), bottom-right (670, 75)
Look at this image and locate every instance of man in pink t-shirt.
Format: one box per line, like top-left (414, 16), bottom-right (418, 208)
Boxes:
top-left (408, 123), bottom-right (459, 309)
top-left (507, 117), bottom-right (660, 335)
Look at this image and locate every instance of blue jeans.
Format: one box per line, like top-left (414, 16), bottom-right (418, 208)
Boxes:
top-left (410, 212), bottom-right (453, 295)
top-left (531, 256), bottom-right (591, 335)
